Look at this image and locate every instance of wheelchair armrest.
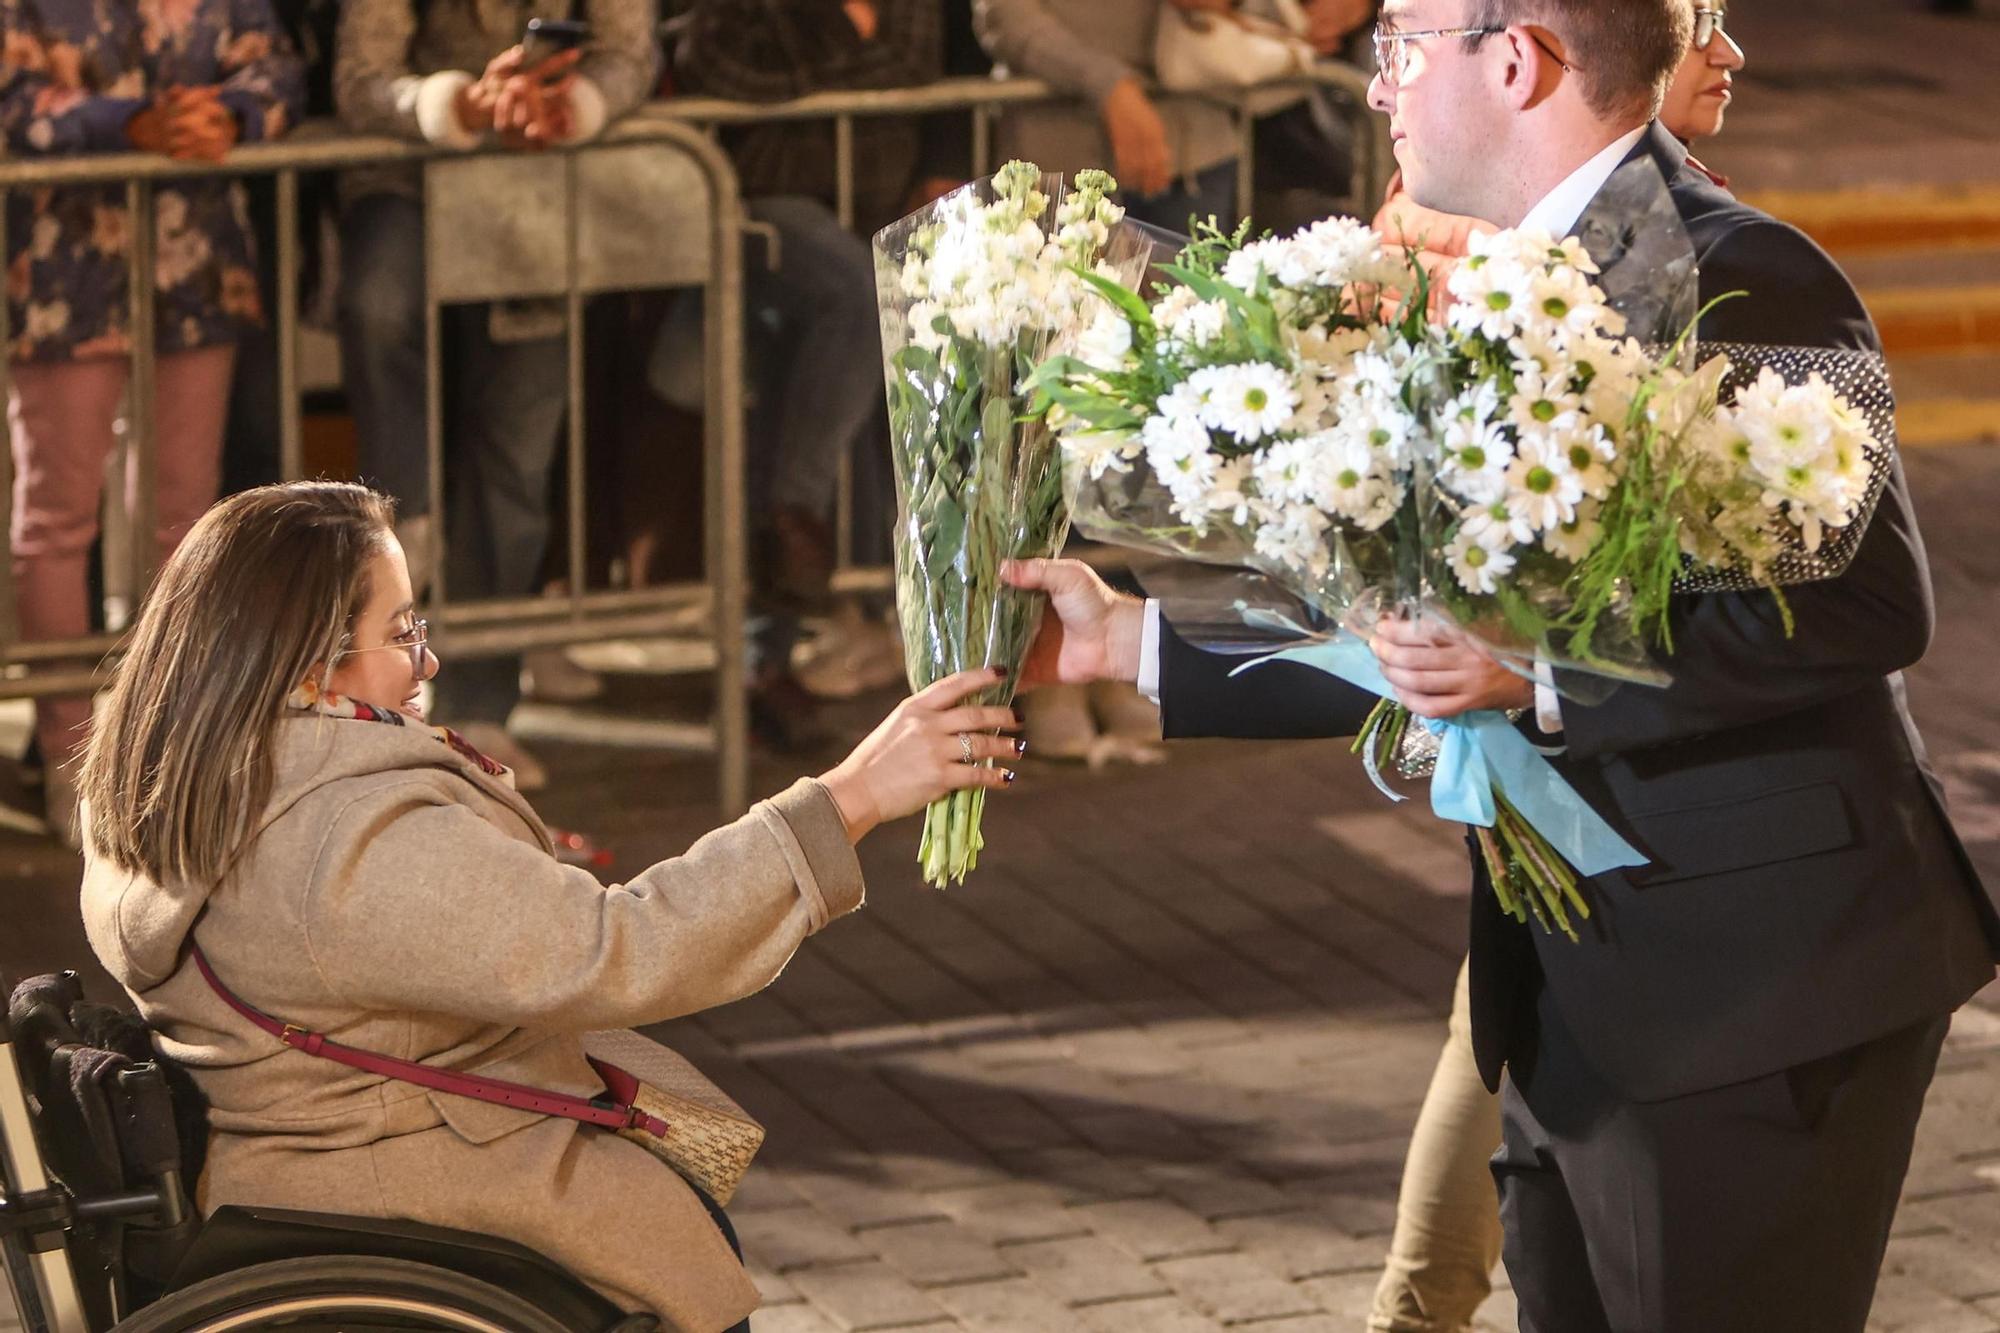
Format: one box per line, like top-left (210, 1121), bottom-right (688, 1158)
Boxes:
top-left (164, 1206), bottom-right (654, 1332)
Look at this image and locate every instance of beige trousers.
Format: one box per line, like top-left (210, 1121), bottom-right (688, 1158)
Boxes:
top-left (1369, 958), bottom-right (1505, 1333)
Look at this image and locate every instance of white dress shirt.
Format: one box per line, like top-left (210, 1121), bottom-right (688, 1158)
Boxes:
top-left (1135, 124), bottom-right (1651, 726)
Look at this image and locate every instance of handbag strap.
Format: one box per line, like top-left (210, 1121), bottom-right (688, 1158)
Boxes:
top-left (189, 945), bottom-right (669, 1139)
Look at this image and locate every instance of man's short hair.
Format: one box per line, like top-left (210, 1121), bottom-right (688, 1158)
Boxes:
top-left (1466, 0), bottom-right (1693, 120)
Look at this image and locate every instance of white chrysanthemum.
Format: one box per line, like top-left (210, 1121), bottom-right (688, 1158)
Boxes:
top-left (1553, 423), bottom-right (1619, 499)
top-left (1438, 415), bottom-right (1513, 504)
top-left (1156, 381), bottom-right (1205, 425)
top-left (1143, 411), bottom-right (1223, 526)
top-left (1191, 362), bottom-right (1298, 443)
top-left (1272, 216), bottom-right (1389, 289)
top-left (1223, 238), bottom-right (1288, 289)
top-left (1448, 254), bottom-right (1536, 341)
top-left (1507, 370), bottom-right (1585, 436)
top-left (1252, 505), bottom-right (1333, 578)
top-left (1505, 433), bottom-right (1586, 530)
top-left (1154, 286), bottom-right (1229, 349)
top-left (1509, 325), bottom-right (1569, 382)
top-left (1542, 498), bottom-right (1604, 562)
top-left (1461, 498), bottom-right (1537, 551)
top-left (1446, 528), bottom-right (1517, 595)
top-left (1063, 429), bottom-right (1141, 481)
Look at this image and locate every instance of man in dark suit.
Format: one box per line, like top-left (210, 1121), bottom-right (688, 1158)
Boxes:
top-left (1002, 1), bottom-right (2000, 1327)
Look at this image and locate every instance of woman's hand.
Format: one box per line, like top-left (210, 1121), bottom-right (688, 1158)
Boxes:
top-left (819, 667), bottom-right (1024, 843)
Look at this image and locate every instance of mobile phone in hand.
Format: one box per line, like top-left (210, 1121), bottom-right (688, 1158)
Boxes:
top-left (521, 17), bottom-right (590, 67)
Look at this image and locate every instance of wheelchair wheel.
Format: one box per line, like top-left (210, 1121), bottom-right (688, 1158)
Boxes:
top-left (111, 1254), bottom-right (590, 1332)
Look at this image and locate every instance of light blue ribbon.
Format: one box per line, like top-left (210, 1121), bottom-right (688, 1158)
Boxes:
top-left (1228, 628), bottom-right (1646, 877)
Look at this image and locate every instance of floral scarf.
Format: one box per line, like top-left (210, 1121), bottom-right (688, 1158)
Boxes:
top-left (288, 680), bottom-right (515, 789)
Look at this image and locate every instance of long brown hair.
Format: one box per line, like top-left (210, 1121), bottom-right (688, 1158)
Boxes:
top-left (79, 482), bottom-right (397, 885)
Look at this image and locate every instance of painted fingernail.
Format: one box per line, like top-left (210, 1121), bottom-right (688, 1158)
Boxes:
top-left (1003, 769), bottom-right (1018, 784)
top-left (1015, 738), bottom-right (1029, 756)
top-left (993, 665), bottom-right (1010, 679)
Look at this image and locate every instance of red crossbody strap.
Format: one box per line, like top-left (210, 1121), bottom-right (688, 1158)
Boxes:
top-left (189, 945), bottom-right (668, 1139)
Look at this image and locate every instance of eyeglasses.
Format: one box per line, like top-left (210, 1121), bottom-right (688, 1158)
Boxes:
top-left (347, 617), bottom-right (431, 674)
top-left (1372, 23), bottom-right (1577, 85)
top-left (1372, 23), bottom-right (1503, 85)
top-left (1691, 6), bottom-right (1728, 50)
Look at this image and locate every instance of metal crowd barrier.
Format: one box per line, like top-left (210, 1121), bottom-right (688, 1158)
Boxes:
top-left (0, 119), bottom-right (754, 812)
top-left (0, 66), bottom-right (1384, 819)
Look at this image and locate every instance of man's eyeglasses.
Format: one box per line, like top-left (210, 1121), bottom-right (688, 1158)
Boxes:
top-left (1372, 24), bottom-right (1502, 84)
top-left (1371, 23), bottom-right (1578, 85)
top-left (1691, 6), bottom-right (1728, 51)
top-left (347, 618), bottom-right (431, 674)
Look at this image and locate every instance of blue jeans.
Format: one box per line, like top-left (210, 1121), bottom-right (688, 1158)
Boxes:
top-left (336, 193), bottom-right (568, 723)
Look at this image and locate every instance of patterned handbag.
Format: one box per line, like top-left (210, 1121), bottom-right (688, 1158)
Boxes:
top-left (193, 948), bottom-right (766, 1205)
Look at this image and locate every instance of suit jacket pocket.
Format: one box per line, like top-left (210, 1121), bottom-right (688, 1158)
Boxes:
top-left (1625, 780), bottom-right (1854, 886)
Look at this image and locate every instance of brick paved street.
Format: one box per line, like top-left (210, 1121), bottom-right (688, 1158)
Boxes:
top-left (5, 2), bottom-right (2000, 1328)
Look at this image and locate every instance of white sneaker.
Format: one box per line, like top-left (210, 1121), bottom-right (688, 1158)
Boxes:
top-left (1022, 682), bottom-right (1097, 762)
top-left (794, 606), bottom-right (906, 701)
top-left (521, 647), bottom-right (605, 703)
top-left (454, 722), bottom-right (550, 792)
top-left (1086, 681), bottom-right (1167, 770)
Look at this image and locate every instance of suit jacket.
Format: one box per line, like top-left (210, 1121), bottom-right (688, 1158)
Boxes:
top-left (1158, 122), bottom-right (2000, 1102)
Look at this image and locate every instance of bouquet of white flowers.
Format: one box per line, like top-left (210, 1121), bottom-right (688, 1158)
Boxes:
top-left (875, 162), bottom-right (1152, 887)
top-left (1029, 216), bottom-right (1424, 620)
top-left (1036, 213), bottom-right (1894, 942)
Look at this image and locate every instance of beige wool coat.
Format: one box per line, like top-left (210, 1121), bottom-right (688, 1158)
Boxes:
top-left (80, 712), bottom-right (866, 1332)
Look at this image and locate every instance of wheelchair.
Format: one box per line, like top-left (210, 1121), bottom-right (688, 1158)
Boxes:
top-left (2, 971), bottom-right (661, 1332)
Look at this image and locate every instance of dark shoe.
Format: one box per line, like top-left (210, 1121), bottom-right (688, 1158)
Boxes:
top-left (750, 668), bottom-right (834, 754)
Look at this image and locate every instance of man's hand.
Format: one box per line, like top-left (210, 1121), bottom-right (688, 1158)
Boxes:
top-left (1301, 0), bottom-right (1372, 54)
top-left (1100, 77), bottom-right (1172, 199)
top-left (1371, 614), bottom-right (1534, 719)
top-left (1000, 558), bottom-right (1146, 688)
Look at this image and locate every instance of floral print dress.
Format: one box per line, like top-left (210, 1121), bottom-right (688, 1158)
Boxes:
top-left (0, 0), bottom-right (305, 363)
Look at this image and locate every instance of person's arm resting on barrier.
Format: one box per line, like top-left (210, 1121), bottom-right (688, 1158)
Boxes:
top-left (567, 0), bottom-right (660, 142)
top-left (333, 0), bottom-right (478, 145)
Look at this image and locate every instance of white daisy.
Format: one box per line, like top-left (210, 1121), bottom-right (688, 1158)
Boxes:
top-left (1461, 498), bottom-right (1537, 551)
top-left (1190, 362), bottom-right (1298, 443)
top-left (1446, 529), bottom-right (1517, 595)
top-left (1505, 434), bottom-right (1586, 530)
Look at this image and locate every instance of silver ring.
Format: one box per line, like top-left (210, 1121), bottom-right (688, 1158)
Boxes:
top-left (957, 732), bottom-right (976, 765)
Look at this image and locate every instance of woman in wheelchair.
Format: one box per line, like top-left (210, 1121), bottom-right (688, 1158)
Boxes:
top-left (69, 481), bottom-right (1021, 1331)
